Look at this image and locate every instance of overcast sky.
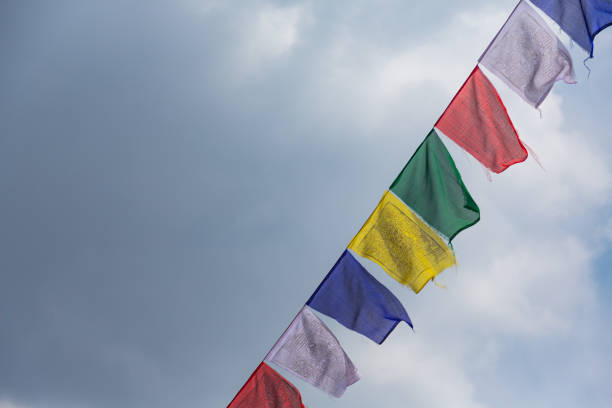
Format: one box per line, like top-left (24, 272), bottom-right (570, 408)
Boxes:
top-left (1, 1), bottom-right (612, 407)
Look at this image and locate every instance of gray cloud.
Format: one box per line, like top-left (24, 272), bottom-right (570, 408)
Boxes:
top-left (1, 1), bottom-right (612, 407)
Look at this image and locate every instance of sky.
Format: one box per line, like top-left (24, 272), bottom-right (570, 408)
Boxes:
top-left (1, 1), bottom-right (612, 407)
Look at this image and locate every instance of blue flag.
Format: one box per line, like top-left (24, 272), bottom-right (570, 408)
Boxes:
top-left (530, 0), bottom-right (612, 57)
top-left (306, 250), bottom-right (412, 344)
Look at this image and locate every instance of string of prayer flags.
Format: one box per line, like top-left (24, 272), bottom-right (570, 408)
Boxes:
top-left (479, 0), bottom-right (575, 108)
top-left (348, 191), bottom-right (456, 294)
top-left (530, 0), bottom-right (612, 57)
top-left (264, 306), bottom-right (360, 398)
top-left (435, 66), bottom-right (528, 174)
top-left (390, 129), bottom-right (480, 242)
top-left (228, 362), bottom-right (306, 408)
top-left (306, 250), bottom-right (413, 345)
top-left (226, 1), bottom-right (612, 405)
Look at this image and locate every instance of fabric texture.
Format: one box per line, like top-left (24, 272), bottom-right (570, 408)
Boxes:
top-left (228, 362), bottom-right (306, 408)
top-left (530, 0), bottom-right (612, 57)
top-left (306, 250), bottom-right (412, 345)
top-left (531, 0), bottom-right (591, 53)
top-left (435, 66), bottom-right (527, 174)
top-left (265, 306), bottom-right (360, 398)
top-left (390, 129), bottom-right (479, 242)
top-left (479, 0), bottom-right (575, 108)
top-left (348, 191), bottom-right (456, 294)
top-left (587, 1), bottom-right (612, 41)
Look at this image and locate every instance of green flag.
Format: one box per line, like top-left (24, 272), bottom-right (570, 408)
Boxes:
top-left (390, 129), bottom-right (479, 242)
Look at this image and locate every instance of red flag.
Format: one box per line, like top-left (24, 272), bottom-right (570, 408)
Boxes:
top-left (435, 66), bottom-right (527, 173)
top-left (228, 362), bottom-right (306, 408)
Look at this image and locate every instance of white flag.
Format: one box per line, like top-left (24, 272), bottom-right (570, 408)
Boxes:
top-left (479, 0), bottom-right (575, 108)
top-left (265, 306), bottom-right (360, 398)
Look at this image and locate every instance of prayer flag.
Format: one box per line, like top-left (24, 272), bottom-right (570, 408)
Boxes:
top-left (306, 250), bottom-right (413, 345)
top-left (479, 0), bottom-right (575, 108)
top-left (265, 306), bottom-right (360, 398)
top-left (390, 129), bottom-right (479, 242)
top-left (348, 191), bottom-right (456, 294)
top-left (530, 0), bottom-right (612, 57)
top-left (587, 1), bottom-right (612, 43)
top-left (435, 66), bottom-right (527, 174)
top-left (228, 362), bottom-right (306, 408)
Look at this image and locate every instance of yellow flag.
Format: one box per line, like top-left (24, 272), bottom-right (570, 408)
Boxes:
top-left (348, 191), bottom-right (455, 293)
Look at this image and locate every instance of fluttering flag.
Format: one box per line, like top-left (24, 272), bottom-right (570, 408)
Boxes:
top-left (390, 129), bottom-right (479, 242)
top-left (435, 66), bottom-right (527, 174)
top-left (348, 191), bottom-right (456, 293)
top-left (265, 306), bottom-right (360, 398)
top-left (306, 250), bottom-right (412, 344)
top-left (530, 0), bottom-right (612, 57)
top-left (228, 362), bottom-right (306, 408)
top-left (479, 0), bottom-right (575, 108)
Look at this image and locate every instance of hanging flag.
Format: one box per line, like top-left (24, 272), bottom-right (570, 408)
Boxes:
top-left (435, 66), bottom-right (527, 174)
top-left (479, 0), bottom-right (575, 108)
top-left (586, 1), bottom-right (612, 46)
top-left (530, 0), bottom-right (612, 57)
top-left (228, 362), bottom-right (306, 408)
top-left (306, 250), bottom-right (412, 344)
top-left (265, 306), bottom-right (360, 398)
top-left (390, 129), bottom-right (479, 242)
top-left (348, 190), bottom-right (456, 293)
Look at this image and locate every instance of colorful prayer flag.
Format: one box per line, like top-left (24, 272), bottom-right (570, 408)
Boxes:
top-left (348, 191), bottom-right (456, 294)
top-left (306, 250), bottom-right (413, 344)
top-left (530, 0), bottom-right (612, 57)
top-left (228, 362), bottom-right (306, 408)
top-left (265, 306), bottom-right (360, 398)
top-left (479, 0), bottom-right (575, 108)
top-left (435, 66), bottom-right (527, 174)
top-left (587, 1), bottom-right (612, 42)
top-left (390, 129), bottom-right (479, 242)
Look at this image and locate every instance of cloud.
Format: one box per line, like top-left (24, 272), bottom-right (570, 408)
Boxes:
top-left (454, 235), bottom-right (595, 335)
top-left (358, 338), bottom-right (487, 408)
top-left (240, 4), bottom-right (309, 73)
top-left (187, 0), bottom-right (224, 15)
top-left (371, 9), bottom-right (509, 99)
top-left (3, 1), bottom-right (612, 408)
top-left (297, 6), bottom-right (510, 132)
top-left (0, 401), bottom-right (29, 408)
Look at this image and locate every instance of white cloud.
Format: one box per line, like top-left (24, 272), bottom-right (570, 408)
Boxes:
top-left (303, 6), bottom-right (511, 132)
top-left (240, 4), bottom-right (308, 72)
top-left (372, 9), bottom-right (509, 100)
top-left (358, 338), bottom-right (486, 408)
top-left (455, 235), bottom-right (595, 335)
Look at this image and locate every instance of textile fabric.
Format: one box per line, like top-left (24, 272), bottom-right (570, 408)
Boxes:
top-left (587, 1), bottom-right (612, 40)
top-left (479, 0), bottom-right (575, 108)
top-left (265, 306), bottom-right (360, 398)
top-left (435, 66), bottom-right (527, 174)
top-left (348, 191), bottom-right (456, 294)
top-left (390, 129), bottom-right (479, 242)
top-left (228, 362), bottom-right (306, 408)
top-left (307, 250), bottom-right (412, 344)
top-left (530, 0), bottom-right (612, 57)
